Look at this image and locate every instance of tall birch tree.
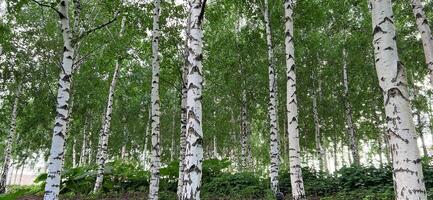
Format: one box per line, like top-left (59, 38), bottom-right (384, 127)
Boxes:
top-left (263, 0), bottom-right (280, 194)
top-left (284, 0), bottom-right (306, 199)
top-left (370, 0), bottom-right (427, 199)
top-left (411, 0), bottom-right (433, 85)
top-left (148, 0), bottom-right (161, 199)
top-left (93, 16), bottom-right (126, 193)
top-left (0, 87), bottom-right (19, 194)
top-left (181, 0), bottom-right (206, 199)
top-left (43, 1), bottom-right (75, 199)
top-left (342, 49), bottom-right (360, 165)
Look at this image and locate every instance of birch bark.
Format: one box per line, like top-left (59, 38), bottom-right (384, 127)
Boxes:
top-left (44, 1), bottom-right (75, 198)
top-left (263, 0), bottom-right (280, 194)
top-left (177, 3), bottom-right (190, 198)
top-left (148, 0), bottom-right (161, 198)
top-left (93, 16), bottom-right (126, 193)
top-left (284, 0), bottom-right (306, 198)
top-left (0, 88), bottom-right (19, 193)
top-left (181, 0), bottom-right (206, 199)
top-left (342, 49), bottom-right (360, 165)
top-left (370, 0), bottom-right (427, 198)
top-left (411, 0), bottom-right (433, 85)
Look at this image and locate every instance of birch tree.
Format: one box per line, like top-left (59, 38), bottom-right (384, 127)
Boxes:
top-left (370, 0), bottom-right (427, 199)
top-left (284, 0), bottom-right (306, 199)
top-left (0, 87), bottom-right (19, 194)
top-left (43, 1), bottom-right (75, 199)
top-left (411, 0), bottom-right (433, 85)
top-left (93, 16), bottom-right (126, 193)
top-left (263, 0), bottom-right (280, 194)
top-left (148, 0), bottom-right (161, 198)
top-left (342, 49), bottom-right (360, 165)
top-left (181, 0), bottom-right (206, 199)
top-left (177, 3), bottom-right (190, 198)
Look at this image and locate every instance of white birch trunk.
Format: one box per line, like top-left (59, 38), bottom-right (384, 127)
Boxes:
top-left (0, 90), bottom-right (19, 193)
top-left (240, 89), bottom-right (248, 168)
top-left (121, 122), bottom-right (128, 160)
top-left (312, 92), bottom-right (324, 171)
top-left (18, 164), bottom-right (24, 185)
top-left (177, 3), bottom-right (190, 198)
top-left (181, 0), bottom-right (206, 199)
top-left (148, 1), bottom-right (161, 198)
top-left (72, 138), bottom-right (77, 168)
top-left (263, 0), bottom-right (280, 194)
top-left (93, 17), bottom-right (126, 193)
top-left (284, 1), bottom-right (306, 198)
top-left (44, 1), bottom-right (75, 198)
top-left (79, 117), bottom-right (89, 166)
top-left (342, 49), bottom-right (360, 165)
top-left (170, 114), bottom-right (176, 162)
top-left (411, 0), bottom-right (433, 85)
top-left (87, 124), bottom-right (93, 165)
top-left (370, 0), bottom-right (427, 198)
top-left (212, 136), bottom-right (218, 158)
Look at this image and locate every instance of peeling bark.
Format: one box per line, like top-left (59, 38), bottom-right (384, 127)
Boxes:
top-left (370, 0), bottom-right (427, 199)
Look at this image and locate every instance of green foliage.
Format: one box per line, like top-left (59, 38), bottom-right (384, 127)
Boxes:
top-left (280, 165), bottom-right (395, 199)
top-left (0, 185), bottom-right (41, 200)
top-left (202, 172), bottom-right (273, 200)
top-left (33, 160), bottom-right (150, 195)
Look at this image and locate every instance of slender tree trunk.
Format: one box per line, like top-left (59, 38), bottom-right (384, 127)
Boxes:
top-left (312, 92), bottom-right (325, 171)
top-left (87, 123), bottom-right (93, 165)
top-left (416, 112), bottom-right (428, 156)
top-left (212, 136), bottom-right (218, 158)
top-left (177, 3), bottom-right (190, 198)
top-left (342, 49), bottom-right (360, 165)
top-left (284, 1), bottom-right (306, 199)
top-left (93, 17), bottom-right (126, 193)
top-left (121, 120), bottom-right (128, 160)
top-left (181, 1), bottom-right (206, 199)
top-left (18, 164), bottom-right (24, 185)
top-left (0, 88), bottom-right (19, 193)
top-left (148, 1), bottom-right (161, 198)
top-left (378, 136), bottom-right (384, 168)
top-left (240, 89), bottom-right (249, 168)
top-left (79, 117), bottom-right (89, 166)
top-left (170, 114), bottom-right (176, 162)
top-left (411, 0), bottom-right (433, 85)
top-left (263, 0), bottom-right (280, 194)
top-left (333, 140), bottom-right (338, 171)
top-left (72, 138), bottom-right (77, 168)
top-left (370, 0), bottom-right (427, 198)
top-left (43, 1), bottom-right (75, 199)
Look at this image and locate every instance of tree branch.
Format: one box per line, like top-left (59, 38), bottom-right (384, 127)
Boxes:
top-left (31, 0), bottom-right (63, 17)
top-left (75, 11), bottom-right (121, 42)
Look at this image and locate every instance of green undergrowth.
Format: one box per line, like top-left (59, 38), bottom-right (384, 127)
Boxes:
top-left (3, 159), bottom-right (433, 200)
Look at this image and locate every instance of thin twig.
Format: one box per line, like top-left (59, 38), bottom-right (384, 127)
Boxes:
top-left (30, 0), bottom-right (63, 17)
top-left (75, 11), bottom-right (121, 42)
